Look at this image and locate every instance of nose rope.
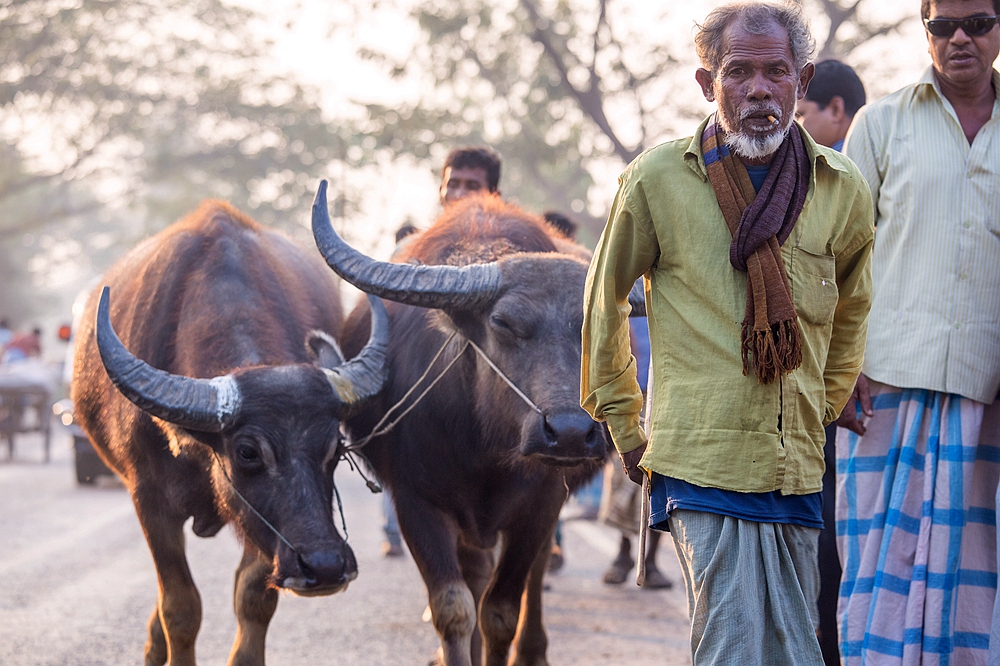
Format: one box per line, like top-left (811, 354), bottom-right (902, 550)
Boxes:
top-left (342, 448), bottom-right (382, 493)
top-left (346, 330), bottom-right (468, 452)
top-left (210, 450), bottom-right (301, 556)
top-left (346, 330), bottom-right (544, 460)
top-left (465, 338), bottom-right (544, 416)
top-left (332, 480), bottom-right (348, 541)
top-left (212, 449), bottom-right (352, 546)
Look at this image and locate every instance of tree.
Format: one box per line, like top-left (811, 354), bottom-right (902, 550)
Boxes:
top-left (806, 0), bottom-right (915, 61)
top-left (346, 0), bottom-right (915, 242)
top-left (0, 0), bottom-right (370, 321)
top-left (354, 0), bottom-right (691, 241)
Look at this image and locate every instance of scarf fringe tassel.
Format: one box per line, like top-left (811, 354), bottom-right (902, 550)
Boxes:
top-left (741, 319), bottom-right (803, 385)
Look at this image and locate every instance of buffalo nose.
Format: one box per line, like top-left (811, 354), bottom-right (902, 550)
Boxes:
top-left (542, 411), bottom-right (606, 459)
top-left (294, 547), bottom-right (357, 591)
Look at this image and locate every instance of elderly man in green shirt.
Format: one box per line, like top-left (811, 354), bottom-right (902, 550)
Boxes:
top-left (580, 3), bottom-right (873, 664)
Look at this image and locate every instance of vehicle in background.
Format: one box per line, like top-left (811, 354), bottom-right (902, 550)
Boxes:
top-left (58, 278), bottom-right (114, 485)
top-left (53, 399), bottom-right (115, 485)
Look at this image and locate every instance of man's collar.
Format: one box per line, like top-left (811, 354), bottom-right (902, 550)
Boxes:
top-left (683, 114), bottom-right (849, 180)
top-left (917, 65), bottom-right (1000, 105)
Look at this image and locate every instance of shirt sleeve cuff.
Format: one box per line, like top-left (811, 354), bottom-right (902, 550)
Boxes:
top-left (604, 412), bottom-right (648, 454)
top-left (823, 403), bottom-right (839, 427)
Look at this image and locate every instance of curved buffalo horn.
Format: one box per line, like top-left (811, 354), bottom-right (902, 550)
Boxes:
top-left (96, 287), bottom-right (240, 432)
top-left (628, 278), bottom-right (646, 317)
top-left (312, 180), bottom-right (502, 310)
top-left (323, 294), bottom-right (390, 417)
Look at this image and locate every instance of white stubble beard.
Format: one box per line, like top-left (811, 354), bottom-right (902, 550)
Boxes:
top-left (717, 96), bottom-right (795, 161)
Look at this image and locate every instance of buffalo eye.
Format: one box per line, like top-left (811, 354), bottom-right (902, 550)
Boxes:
top-left (489, 314), bottom-right (512, 332)
top-left (235, 443), bottom-right (262, 468)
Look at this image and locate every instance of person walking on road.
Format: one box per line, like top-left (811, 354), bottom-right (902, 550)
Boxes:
top-left (581, 3), bottom-right (875, 664)
top-left (837, 1), bottom-right (1000, 664)
top-left (380, 146), bottom-right (505, 558)
top-left (597, 317), bottom-right (672, 589)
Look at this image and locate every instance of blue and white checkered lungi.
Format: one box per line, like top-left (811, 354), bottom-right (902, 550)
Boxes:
top-left (836, 379), bottom-right (1000, 665)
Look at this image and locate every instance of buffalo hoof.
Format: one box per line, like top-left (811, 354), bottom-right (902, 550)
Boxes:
top-left (511, 656), bottom-right (550, 666)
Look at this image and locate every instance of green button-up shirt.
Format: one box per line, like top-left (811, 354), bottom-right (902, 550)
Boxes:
top-left (581, 117), bottom-right (874, 494)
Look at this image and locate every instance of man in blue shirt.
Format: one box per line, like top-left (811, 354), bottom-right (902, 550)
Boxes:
top-left (794, 57), bottom-right (866, 666)
top-left (795, 59), bottom-right (866, 152)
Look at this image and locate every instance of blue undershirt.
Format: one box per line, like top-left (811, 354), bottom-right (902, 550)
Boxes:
top-left (649, 475), bottom-right (825, 531)
top-left (648, 157), bottom-right (823, 532)
top-left (745, 163), bottom-right (772, 192)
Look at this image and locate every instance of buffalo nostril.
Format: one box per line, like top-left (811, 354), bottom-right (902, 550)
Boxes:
top-left (297, 553), bottom-right (317, 584)
top-left (585, 422), bottom-right (608, 456)
top-left (543, 416), bottom-right (558, 443)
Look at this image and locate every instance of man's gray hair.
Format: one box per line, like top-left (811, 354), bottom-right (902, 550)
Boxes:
top-left (695, 1), bottom-right (816, 76)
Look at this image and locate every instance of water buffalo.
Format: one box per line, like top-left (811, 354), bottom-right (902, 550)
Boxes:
top-left (312, 181), bottom-right (607, 666)
top-left (72, 201), bottom-right (389, 666)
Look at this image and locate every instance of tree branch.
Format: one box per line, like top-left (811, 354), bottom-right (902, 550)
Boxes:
top-left (519, 0), bottom-right (641, 163)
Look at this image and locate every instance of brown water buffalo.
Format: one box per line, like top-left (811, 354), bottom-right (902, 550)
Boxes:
top-left (72, 201), bottom-right (389, 666)
top-left (312, 181), bottom-right (608, 666)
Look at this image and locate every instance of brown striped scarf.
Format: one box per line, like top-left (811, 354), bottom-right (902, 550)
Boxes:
top-left (701, 117), bottom-right (810, 384)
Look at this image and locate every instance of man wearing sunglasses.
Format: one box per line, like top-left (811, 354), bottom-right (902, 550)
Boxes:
top-left (837, 1), bottom-right (1000, 664)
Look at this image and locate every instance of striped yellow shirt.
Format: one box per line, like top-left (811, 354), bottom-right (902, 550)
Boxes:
top-left (845, 67), bottom-right (1000, 404)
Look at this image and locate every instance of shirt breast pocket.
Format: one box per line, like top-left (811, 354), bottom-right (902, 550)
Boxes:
top-left (791, 248), bottom-right (838, 326)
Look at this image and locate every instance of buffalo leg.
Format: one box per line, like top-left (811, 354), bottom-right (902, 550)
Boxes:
top-left (458, 543), bottom-right (495, 666)
top-left (480, 484), bottom-right (564, 666)
top-left (398, 499), bottom-right (476, 666)
top-left (227, 546), bottom-right (279, 666)
top-left (509, 525), bottom-right (555, 666)
top-left (145, 608), bottom-right (168, 666)
top-left (135, 496), bottom-right (201, 666)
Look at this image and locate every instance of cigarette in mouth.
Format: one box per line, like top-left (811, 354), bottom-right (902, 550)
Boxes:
top-left (767, 115), bottom-right (777, 123)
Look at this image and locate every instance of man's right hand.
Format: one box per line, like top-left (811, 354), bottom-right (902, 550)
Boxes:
top-left (835, 373), bottom-right (873, 436)
top-left (620, 444), bottom-right (647, 486)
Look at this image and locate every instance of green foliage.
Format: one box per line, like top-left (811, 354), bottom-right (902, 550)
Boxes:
top-left (0, 0), bottom-right (364, 321)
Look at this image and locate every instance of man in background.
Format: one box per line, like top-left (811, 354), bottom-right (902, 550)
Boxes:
top-left (380, 146), bottom-right (504, 557)
top-left (796, 57), bottom-right (867, 666)
top-left (542, 210), bottom-right (578, 240)
top-left (439, 146), bottom-right (501, 206)
top-left (796, 59), bottom-right (867, 152)
top-left (838, 1), bottom-right (1000, 663)
top-left (3, 328), bottom-right (41, 364)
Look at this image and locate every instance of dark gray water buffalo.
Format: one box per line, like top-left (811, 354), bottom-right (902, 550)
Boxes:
top-left (312, 181), bottom-right (607, 666)
top-left (72, 200), bottom-right (389, 666)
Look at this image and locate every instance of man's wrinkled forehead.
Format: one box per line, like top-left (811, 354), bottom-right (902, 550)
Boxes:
top-left (716, 19), bottom-right (796, 72)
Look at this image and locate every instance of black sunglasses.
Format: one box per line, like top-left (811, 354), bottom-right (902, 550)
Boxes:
top-left (923, 15), bottom-right (999, 37)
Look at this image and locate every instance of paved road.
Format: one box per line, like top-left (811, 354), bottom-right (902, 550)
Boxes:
top-left (0, 429), bottom-right (692, 665)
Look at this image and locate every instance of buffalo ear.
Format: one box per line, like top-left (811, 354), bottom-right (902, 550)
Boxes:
top-left (307, 330), bottom-right (346, 370)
